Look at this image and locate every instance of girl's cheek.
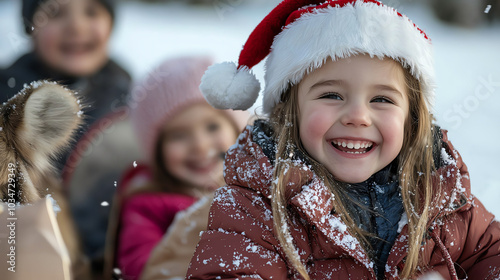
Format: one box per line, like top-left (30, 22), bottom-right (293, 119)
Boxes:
top-left (301, 110), bottom-right (331, 140)
top-left (34, 26), bottom-right (61, 61)
top-left (216, 125), bottom-right (239, 152)
top-left (163, 143), bottom-right (183, 163)
top-left (35, 27), bottom-right (56, 47)
top-left (92, 21), bottom-right (112, 43)
top-left (219, 139), bottom-right (233, 152)
top-left (382, 115), bottom-right (406, 150)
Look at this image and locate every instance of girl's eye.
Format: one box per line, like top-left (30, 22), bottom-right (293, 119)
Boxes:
top-left (85, 6), bottom-right (99, 18)
top-left (319, 92), bottom-right (343, 100)
top-left (207, 122), bottom-right (220, 133)
top-left (166, 132), bottom-right (188, 142)
top-left (371, 96), bottom-right (394, 104)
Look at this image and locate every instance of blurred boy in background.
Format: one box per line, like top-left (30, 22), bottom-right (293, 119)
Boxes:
top-left (0, 0), bottom-right (130, 133)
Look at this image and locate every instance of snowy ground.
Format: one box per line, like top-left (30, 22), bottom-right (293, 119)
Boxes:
top-left (1, 0), bottom-right (499, 218)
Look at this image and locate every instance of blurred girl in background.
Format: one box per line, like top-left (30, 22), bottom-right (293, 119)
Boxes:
top-left (110, 56), bottom-right (248, 280)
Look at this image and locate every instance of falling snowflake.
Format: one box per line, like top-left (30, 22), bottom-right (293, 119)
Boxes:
top-left (101, 201), bottom-right (109, 207)
top-left (133, 161), bottom-right (137, 168)
top-left (484, 5), bottom-right (492, 13)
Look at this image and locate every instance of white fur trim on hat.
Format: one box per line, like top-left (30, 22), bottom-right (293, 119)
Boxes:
top-left (200, 62), bottom-right (261, 110)
top-left (263, 1), bottom-right (435, 114)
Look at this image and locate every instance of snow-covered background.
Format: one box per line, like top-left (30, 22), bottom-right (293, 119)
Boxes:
top-left (1, 0), bottom-right (499, 218)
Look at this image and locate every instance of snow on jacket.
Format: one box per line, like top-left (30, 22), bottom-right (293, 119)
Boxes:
top-left (116, 166), bottom-right (197, 280)
top-left (186, 121), bottom-right (500, 280)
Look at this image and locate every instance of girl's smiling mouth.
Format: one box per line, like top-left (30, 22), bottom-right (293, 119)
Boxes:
top-left (60, 41), bottom-right (95, 56)
top-left (331, 138), bottom-right (374, 154)
top-left (186, 157), bottom-right (222, 174)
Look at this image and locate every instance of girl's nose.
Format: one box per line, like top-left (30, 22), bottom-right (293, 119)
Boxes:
top-left (191, 132), bottom-right (212, 156)
top-left (340, 103), bottom-right (372, 127)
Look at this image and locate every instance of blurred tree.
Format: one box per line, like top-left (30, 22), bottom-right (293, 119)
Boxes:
top-left (430, 0), bottom-right (499, 28)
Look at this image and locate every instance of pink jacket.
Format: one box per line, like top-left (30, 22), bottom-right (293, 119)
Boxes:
top-left (186, 124), bottom-right (500, 279)
top-left (116, 166), bottom-right (196, 280)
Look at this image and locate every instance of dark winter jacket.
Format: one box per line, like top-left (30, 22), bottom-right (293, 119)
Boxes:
top-left (186, 121), bottom-right (500, 279)
top-left (0, 52), bottom-right (130, 120)
top-left (345, 164), bottom-right (403, 280)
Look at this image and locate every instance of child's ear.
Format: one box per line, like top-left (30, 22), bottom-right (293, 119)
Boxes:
top-left (20, 83), bottom-right (83, 160)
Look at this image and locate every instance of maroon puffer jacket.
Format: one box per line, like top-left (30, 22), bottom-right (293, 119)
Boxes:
top-left (187, 125), bottom-right (500, 279)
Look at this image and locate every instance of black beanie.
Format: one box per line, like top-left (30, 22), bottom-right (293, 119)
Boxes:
top-left (22, 0), bottom-right (115, 34)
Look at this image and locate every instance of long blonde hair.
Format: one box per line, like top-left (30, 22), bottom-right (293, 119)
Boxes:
top-left (269, 63), bottom-right (436, 279)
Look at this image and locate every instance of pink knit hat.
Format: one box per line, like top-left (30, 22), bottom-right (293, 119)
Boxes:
top-left (129, 56), bottom-right (249, 161)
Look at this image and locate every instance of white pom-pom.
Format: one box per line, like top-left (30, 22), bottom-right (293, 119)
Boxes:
top-left (200, 62), bottom-right (260, 110)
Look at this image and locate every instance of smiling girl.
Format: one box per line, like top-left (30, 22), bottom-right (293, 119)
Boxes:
top-left (297, 55), bottom-right (408, 184)
top-left (187, 0), bottom-right (500, 279)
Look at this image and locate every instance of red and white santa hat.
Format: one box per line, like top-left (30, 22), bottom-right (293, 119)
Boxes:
top-left (201, 0), bottom-right (434, 114)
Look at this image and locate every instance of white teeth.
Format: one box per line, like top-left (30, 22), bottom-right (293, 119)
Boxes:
top-left (332, 139), bottom-right (373, 150)
top-left (345, 151), bottom-right (365, 154)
